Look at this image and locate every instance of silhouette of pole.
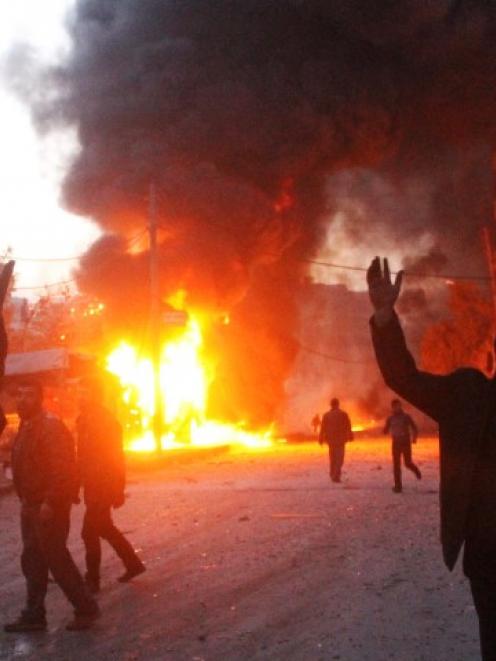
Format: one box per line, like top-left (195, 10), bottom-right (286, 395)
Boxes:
top-left (149, 182), bottom-right (162, 453)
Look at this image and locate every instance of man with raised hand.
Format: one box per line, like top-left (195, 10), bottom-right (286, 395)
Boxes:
top-left (368, 256), bottom-right (496, 660)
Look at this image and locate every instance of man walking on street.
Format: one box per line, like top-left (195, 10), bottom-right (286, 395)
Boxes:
top-left (319, 398), bottom-right (353, 483)
top-left (384, 398), bottom-right (421, 493)
top-left (77, 377), bottom-right (145, 593)
top-left (368, 256), bottom-right (496, 660)
top-left (5, 380), bottom-right (100, 632)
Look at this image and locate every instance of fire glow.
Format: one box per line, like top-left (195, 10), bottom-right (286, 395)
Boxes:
top-left (106, 315), bottom-right (274, 452)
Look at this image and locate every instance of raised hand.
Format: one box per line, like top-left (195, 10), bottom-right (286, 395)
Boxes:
top-left (366, 257), bottom-right (403, 326)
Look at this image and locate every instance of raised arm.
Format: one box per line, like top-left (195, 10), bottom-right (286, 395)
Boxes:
top-left (367, 257), bottom-right (457, 422)
top-left (0, 261), bottom-right (14, 378)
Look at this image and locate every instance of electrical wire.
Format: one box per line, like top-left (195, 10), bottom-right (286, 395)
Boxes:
top-left (299, 345), bottom-right (376, 365)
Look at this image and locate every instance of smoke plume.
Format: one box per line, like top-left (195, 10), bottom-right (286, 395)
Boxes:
top-left (11, 0), bottom-right (496, 425)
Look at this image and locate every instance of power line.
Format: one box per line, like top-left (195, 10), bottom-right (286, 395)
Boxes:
top-left (13, 279), bottom-right (76, 292)
top-left (7, 229), bottom-right (149, 293)
top-left (301, 257), bottom-right (491, 282)
top-left (299, 345), bottom-right (376, 365)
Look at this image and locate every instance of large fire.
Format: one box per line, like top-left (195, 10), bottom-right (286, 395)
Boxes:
top-left (106, 314), bottom-right (275, 452)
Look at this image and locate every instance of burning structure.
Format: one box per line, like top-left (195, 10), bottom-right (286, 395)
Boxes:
top-left (10, 1), bottom-right (496, 449)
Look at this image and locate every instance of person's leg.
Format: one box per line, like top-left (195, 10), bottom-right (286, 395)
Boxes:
top-left (81, 505), bottom-right (102, 588)
top-left (392, 440), bottom-right (402, 491)
top-left (402, 442), bottom-right (422, 479)
top-left (330, 443), bottom-right (344, 482)
top-left (18, 505), bottom-right (48, 623)
top-left (40, 506), bottom-right (98, 617)
top-left (470, 578), bottom-right (496, 660)
top-left (328, 445), bottom-right (334, 479)
top-left (98, 505), bottom-right (145, 576)
top-left (335, 443), bottom-right (345, 481)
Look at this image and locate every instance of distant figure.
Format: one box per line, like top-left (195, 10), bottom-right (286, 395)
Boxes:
top-left (6, 379), bottom-right (99, 632)
top-left (319, 398), bottom-right (353, 483)
top-left (311, 413), bottom-right (321, 435)
top-left (384, 399), bottom-right (421, 493)
top-left (77, 377), bottom-right (145, 593)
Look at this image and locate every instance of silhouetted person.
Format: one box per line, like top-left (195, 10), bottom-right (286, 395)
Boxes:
top-left (77, 377), bottom-right (145, 593)
top-left (384, 398), bottom-right (421, 493)
top-left (5, 379), bottom-right (99, 632)
top-left (311, 413), bottom-right (321, 435)
top-left (368, 256), bottom-right (496, 660)
top-left (0, 262), bottom-right (14, 439)
top-left (319, 398), bottom-right (353, 482)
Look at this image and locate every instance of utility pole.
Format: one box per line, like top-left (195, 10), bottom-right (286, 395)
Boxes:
top-left (148, 182), bottom-right (162, 453)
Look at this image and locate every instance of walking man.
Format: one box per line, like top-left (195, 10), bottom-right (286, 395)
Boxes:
top-left (319, 398), bottom-right (353, 482)
top-left (77, 377), bottom-right (145, 593)
top-left (384, 398), bottom-right (421, 493)
top-left (368, 256), bottom-right (496, 660)
top-left (5, 379), bottom-right (100, 632)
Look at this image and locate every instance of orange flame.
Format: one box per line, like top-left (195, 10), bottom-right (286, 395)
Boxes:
top-left (106, 312), bottom-right (275, 452)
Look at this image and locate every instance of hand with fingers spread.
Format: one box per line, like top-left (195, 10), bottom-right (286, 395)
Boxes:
top-left (366, 257), bottom-right (404, 327)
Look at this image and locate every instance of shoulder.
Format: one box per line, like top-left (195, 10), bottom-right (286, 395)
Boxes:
top-left (449, 368), bottom-right (488, 390)
top-left (41, 413), bottom-right (72, 438)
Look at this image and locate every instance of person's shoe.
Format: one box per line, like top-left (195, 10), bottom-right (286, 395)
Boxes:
top-left (65, 607), bottom-right (100, 631)
top-left (4, 616), bottom-right (47, 633)
top-left (392, 486), bottom-right (402, 493)
top-left (415, 468), bottom-right (422, 480)
top-left (84, 576), bottom-right (100, 594)
top-left (331, 477), bottom-right (341, 483)
top-left (117, 563), bottom-right (146, 583)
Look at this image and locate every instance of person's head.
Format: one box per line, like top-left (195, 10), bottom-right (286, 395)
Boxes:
top-left (16, 378), bottom-right (44, 420)
top-left (391, 398), bottom-right (402, 413)
top-left (78, 376), bottom-right (104, 411)
top-left (330, 398), bottom-right (339, 409)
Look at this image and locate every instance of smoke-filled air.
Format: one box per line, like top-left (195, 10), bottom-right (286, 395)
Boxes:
top-left (15, 0), bottom-right (496, 426)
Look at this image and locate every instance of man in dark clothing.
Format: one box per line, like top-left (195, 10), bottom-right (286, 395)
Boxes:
top-left (5, 379), bottom-right (99, 632)
top-left (0, 261), bottom-right (14, 438)
top-left (368, 256), bottom-right (496, 660)
top-left (77, 377), bottom-right (145, 593)
top-left (384, 398), bottom-right (421, 493)
top-left (319, 398), bottom-right (353, 482)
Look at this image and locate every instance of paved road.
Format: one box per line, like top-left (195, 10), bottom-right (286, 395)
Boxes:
top-left (0, 439), bottom-right (480, 660)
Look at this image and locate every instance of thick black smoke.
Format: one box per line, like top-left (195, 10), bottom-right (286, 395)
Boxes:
top-left (15, 0), bottom-right (496, 424)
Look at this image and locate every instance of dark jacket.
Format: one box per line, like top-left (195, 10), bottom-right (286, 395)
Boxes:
top-left (77, 404), bottom-right (125, 506)
top-left (371, 312), bottom-right (492, 570)
top-left (11, 411), bottom-right (79, 507)
top-left (384, 411), bottom-right (418, 442)
top-left (319, 408), bottom-right (353, 445)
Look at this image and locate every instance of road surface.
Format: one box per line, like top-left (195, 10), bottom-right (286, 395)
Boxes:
top-left (0, 438), bottom-right (480, 660)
